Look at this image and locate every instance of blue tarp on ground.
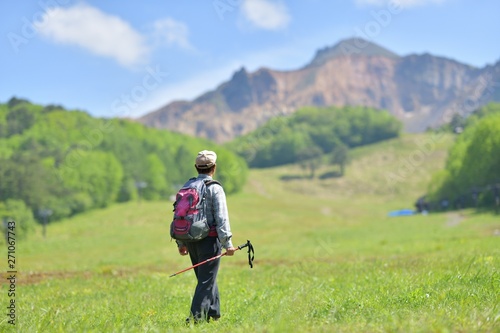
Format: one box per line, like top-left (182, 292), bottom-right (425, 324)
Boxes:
top-left (388, 209), bottom-right (415, 217)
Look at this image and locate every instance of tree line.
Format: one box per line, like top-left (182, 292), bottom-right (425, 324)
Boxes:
top-left (425, 103), bottom-right (500, 212)
top-left (227, 105), bottom-right (402, 170)
top-left (0, 98), bottom-right (248, 238)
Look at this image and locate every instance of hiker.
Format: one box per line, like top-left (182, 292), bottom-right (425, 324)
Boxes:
top-left (174, 150), bottom-right (236, 323)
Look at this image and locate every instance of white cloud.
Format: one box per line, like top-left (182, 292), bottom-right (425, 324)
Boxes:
top-left (241, 0), bottom-right (291, 30)
top-left (153, 18), bottom-right (193, 50)
top-left (35, 3), bottom-right (149, 67)
top-left (355, 0), bottom-right (448, 7)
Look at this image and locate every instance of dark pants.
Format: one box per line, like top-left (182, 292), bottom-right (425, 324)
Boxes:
top-left (186, 236), bottom-right (221, 320)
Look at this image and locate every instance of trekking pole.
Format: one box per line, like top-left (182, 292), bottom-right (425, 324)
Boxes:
top-left (169, 240), bottom-right (254, 278)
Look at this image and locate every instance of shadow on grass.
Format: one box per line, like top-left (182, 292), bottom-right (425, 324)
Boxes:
top-left (319, 171), bottom-right (343, 179)
top-left (280, 174), bottom-right (310, 181)
top-left (280, 171), bottom-right (345, 181)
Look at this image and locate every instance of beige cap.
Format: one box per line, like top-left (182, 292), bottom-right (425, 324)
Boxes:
top-left (195, 150), bottom-right (217, 169)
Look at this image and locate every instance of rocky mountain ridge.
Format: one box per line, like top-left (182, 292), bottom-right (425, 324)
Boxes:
top-left (138, 38), bottom-right (500, 143)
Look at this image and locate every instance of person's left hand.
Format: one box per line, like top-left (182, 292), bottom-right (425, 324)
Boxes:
top-left (178, 246), bottom-right (188, 256)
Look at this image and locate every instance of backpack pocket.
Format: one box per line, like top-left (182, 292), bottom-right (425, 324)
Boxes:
top-left (170, 217), bottom-right (210, 241)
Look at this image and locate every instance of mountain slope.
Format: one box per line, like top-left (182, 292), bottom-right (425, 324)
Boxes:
top-left (138, 38), bottom-right (500, 143)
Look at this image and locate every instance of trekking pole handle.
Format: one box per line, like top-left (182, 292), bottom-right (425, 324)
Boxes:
top-left (237, 242), bottom-right (249, 250)
top-left (221, 242), bottom-right (245, 256)
top-left (235, 240), bottom-right (254, 268)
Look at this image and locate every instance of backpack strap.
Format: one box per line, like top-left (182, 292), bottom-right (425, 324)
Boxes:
top-left (203, 179), bottom-right (222, 235)
top-left (204, 179), bottom-right (222, 187)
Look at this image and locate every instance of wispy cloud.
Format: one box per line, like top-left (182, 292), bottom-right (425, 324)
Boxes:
top-left (36, 3), bottom-right (149, 67)
top-left (241, 0), bottom-right (291, 30)
top-left (152, 18), bottom-right (194, 50)
top-left (355, 0), bottom-right (448, 7)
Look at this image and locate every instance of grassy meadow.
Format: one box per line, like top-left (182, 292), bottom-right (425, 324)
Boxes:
top-left (2, 133), bottom-right (499, 332)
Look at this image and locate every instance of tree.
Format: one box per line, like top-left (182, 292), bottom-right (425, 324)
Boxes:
top-left (6, 106), bottom-right (35, 137)
top-left (449, 113), bottom-right (466, 133)
top-left (331, 143), bottom-right (349, 176)
top-left (143, 154), bottom-right (168, 200)
top-left (297, 145), bottom-right (323, 178)
top-left (7, 96), bottom-right (30, 108)
top-left (0, 153), bottom-right (55, 209)
top-left (456, 114), bottom-right (500, 190)
top-left (0, 199), bottom-right (35, 241)
top-left (175, 145), bottom-right (196, 181)
top-left (428, 109), bottom-right (500, 210)
top-left (215, 148), bottom-right (249, 194)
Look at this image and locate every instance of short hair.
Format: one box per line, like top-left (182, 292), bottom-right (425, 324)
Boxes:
top-left (196, 164), bottom-right (216, 174)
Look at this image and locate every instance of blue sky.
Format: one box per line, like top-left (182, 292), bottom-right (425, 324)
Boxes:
top-left (1, 0), bottom-right (499, 119)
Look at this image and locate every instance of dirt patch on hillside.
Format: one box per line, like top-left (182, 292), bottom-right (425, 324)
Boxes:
top-left (445, 212), bottom-right (465, 227)
top-left (249, 178), bottom-right (272, 198)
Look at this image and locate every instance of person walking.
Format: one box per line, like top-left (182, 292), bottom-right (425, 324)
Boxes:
top-left (175, 150), bottom-right (236, 323)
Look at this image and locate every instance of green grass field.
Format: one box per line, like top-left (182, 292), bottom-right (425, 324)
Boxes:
top-left (3, 133), bottom-right (499, 332)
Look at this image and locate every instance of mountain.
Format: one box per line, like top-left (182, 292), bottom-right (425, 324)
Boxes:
top-left (306, 38), bottom-right (400, 68)
top-left (138, 38), bottom-right (500, 143)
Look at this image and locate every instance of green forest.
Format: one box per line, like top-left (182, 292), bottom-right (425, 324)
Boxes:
top-left (427, 102), bottom-right (500, 210)
top-left (227, 105), bottom-right (402, 168)
top-left (0, 98), bottom-right (248, 237)
top-left (2, 98), bottom-right (498, 240)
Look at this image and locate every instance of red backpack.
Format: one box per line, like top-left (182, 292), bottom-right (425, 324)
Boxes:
top-left (170, 177), bottom-right (220, 242)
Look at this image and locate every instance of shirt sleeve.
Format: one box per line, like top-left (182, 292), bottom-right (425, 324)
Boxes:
top-left (210, 184), bottom-right (233, 249)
